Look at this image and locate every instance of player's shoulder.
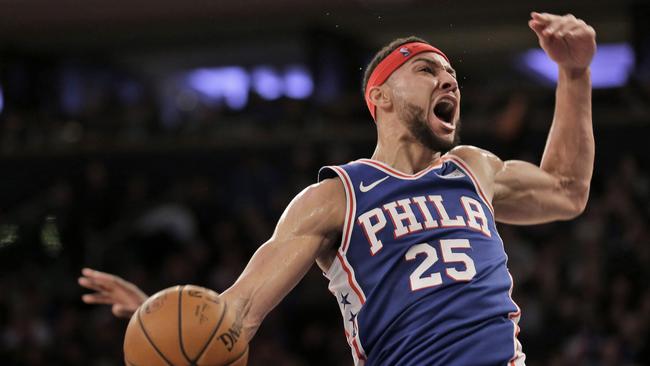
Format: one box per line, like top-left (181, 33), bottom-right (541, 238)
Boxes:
top-left (446, 145), bottom-right (503, 173)
top-left (308, 176), bottom-right (345, 200)
top-left (295, 177), bottom-right (346, 214)
top-left (283, 178), bottom-right (345, 237)
top-left (445, 146), bottom-right (504, 199)
top-left (307, 178), bottom-right (346, 230)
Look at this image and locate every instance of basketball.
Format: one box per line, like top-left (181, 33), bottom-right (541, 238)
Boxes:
top-left (123, 285), bottom-right (248, 366)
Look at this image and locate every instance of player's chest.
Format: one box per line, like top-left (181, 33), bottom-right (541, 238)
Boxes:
top-left (354, 183), bottom-right (494, 255)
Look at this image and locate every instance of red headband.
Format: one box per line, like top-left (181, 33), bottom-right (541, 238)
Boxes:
top-left (364, 42), bottom-right (449, 121)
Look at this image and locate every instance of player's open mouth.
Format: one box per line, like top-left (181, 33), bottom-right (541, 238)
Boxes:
top-left (432, 96), bottom-right (456, 131)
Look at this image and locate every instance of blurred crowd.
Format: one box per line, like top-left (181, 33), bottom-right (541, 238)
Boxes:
top-left (1, 57), bottom-right (650, 366)
top-left (1, 130), bottom-right (648, 366)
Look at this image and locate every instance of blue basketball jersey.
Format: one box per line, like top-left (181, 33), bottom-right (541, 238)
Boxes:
top-left (318, 156), bottom-right (525, 366)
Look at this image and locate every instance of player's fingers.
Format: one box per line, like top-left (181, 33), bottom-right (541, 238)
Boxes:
top-left (82, 293), bottom-right (115, 305)
top-left (82, 267), bottom-right (128, 288)
top-left (554, 23), bottom-right (573, 38)
top-left (530, 12), bottom-right (554, 24)
top-left (561, 22), bottom-right (596, 43)
top-left (78, 276), bottom-right (112, 293)
top-left (82, 267), bottom-right (116, 282)
top-left (562, 24), bottom-right (584, 38)
top-left (554, 16), bottom-right (581, 37)
top-left (542, 25), bottom-right (555, 37)
top-left (541, 14), bottom-right (571, 37)
top-left (81, 268), bottom-right (115, 285)
top-left (528, 19), bottom-right (545, 32)
top-left (542, 19), bottom-right (564, 37)
top-left (550, 14), bottom-right (585, 38)
top-left (82, 267), bottom-right (99, 277)
top-left (567, 22), bottom-right (596, 39)
top-left (113, 304), bottom-right (137, 318)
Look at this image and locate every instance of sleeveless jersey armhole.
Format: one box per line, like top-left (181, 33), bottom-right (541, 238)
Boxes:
top-left (318, 166), bottom-right (357, 276)
top-left (443, 154), bottom-right (495, 214)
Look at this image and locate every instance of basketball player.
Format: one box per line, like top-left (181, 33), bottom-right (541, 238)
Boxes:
top-left (79, 12), bottom-right (596, 365)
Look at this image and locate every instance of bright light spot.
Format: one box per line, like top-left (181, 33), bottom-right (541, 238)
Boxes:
top-left (252, 66), bottom-right (283, 100)
top-left (184, 64), bottom-right (313, 109)
top-left (284, 65), bottom-right (313, 99)
top-left (0, 224), bottom-right (18, 248)
top-left (41, 216), bottom-right (62, 256)
top-left (520, 43), bottom-right (634, 88)
top-left (187, 67), bottom-right (250, 110)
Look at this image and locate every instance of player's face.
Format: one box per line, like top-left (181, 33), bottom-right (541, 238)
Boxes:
top-left (388, 52), bottom-right (461, 152)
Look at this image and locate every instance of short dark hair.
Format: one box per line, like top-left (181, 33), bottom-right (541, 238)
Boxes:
top-left (361, 36), bottom-right (430, 96)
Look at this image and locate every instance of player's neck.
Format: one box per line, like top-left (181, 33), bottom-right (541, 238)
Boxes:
top-left (371, 135), bottom-right (442, 175)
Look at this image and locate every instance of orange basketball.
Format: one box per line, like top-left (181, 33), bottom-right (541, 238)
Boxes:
top-left (124, 285), bottom-right (248, 366)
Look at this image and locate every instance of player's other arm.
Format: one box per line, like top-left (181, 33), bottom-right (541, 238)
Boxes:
top-left (79, 178), bottom-right (345, 343)
top-left (215, 178), bottom-right (344, 343)
top-left (492, 13), bottom-right (595, 225)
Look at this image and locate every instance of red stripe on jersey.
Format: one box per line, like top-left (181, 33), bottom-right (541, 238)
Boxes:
top-left (357, 159), bottom-right (443, 179)
top-left (352, 339), bottom-right (367, 361)
top-left (344, 330), bottom-right (367, 361)
top-left (506, 271), bottom-right (523, 365)
top-left (336, 252), bottom-right (366, 304)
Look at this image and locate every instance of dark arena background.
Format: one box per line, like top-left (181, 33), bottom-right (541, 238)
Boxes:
top-left (1, 0), bottom-right (649, 365)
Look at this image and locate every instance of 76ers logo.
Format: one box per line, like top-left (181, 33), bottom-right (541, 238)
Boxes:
top-left (399, 47), bottom-right (410, 57)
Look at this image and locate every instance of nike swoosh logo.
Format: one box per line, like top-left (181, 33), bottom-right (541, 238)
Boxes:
top-left (359, 176), bottom-right (389, 192)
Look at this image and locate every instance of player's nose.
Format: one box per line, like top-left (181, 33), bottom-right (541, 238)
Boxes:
top-left (439, 73), bottom-right (458, 93)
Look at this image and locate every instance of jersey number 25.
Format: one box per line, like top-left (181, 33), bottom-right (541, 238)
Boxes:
top-left (405, 239), bottom-right (477, 291)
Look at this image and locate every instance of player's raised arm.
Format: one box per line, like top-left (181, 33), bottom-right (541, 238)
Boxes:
top-left (219, 177), bottom-right (344, 343)
top-left (487, 12), bottom-right (596, 225)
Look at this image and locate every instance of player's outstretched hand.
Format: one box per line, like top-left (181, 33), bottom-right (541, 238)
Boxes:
top-left (78, 268), bottom-right (148, 318)
top-left (528, 12), bottom-right (596, 73)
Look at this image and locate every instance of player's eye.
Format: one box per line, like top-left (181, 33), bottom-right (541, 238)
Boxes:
top-left (420, 67), bottom-right (434, 74)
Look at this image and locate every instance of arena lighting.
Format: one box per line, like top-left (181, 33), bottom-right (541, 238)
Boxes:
top-left (520, 43), bottom-right (635, 88)
top-left (187, 67), bottom-right (250, 110)
top-left (0, 224), bottom-right (19, 249)
top-left (251, 66), bottom-right (283, 100)
top-left (186, 65), bottom-right (314, 108)
top-left (284, 65), bottom-right (314, 99)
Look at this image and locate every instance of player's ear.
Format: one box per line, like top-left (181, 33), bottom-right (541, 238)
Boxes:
top-left (368, 85), bottom-right (392, 111)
